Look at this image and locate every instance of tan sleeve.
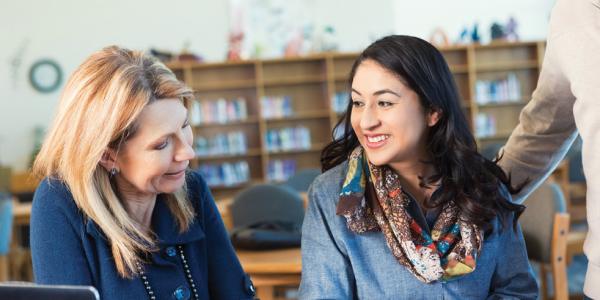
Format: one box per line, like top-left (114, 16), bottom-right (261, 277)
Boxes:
top-left (497, 0), bottom-right (579, 203)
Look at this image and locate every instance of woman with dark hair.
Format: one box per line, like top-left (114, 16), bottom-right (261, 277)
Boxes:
top-left (299, 35), bottom-right (537, 299)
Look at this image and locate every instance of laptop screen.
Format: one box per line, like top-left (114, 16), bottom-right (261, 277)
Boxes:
top-left (0, 283), bottom-right (100, 300)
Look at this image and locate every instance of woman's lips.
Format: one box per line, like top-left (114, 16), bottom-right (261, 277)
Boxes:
top-left (164, 169), bottom-right (186, 179)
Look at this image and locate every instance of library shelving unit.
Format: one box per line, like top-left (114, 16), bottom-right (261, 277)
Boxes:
top-left (167, 40), bottom-right (544, 199)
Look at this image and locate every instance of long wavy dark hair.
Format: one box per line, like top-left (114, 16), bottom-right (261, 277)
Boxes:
top-left (322, 35), bottom-right (525, 232)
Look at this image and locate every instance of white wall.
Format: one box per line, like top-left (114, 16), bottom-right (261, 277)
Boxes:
top-left (0, 0), bottom-right (555, 171)
top-left (0, 0), bottom-right (231, 170)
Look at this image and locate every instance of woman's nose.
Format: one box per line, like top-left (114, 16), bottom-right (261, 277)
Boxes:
top-left (360, 106), bottom-right (380, 130)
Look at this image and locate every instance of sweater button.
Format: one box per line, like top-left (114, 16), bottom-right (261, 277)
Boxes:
top-left (165, 246), bottom-right (177, 257)
top-left (173, 286), bottom-right (190, 300)
top-left (244, 274), bottom-right (256, 296)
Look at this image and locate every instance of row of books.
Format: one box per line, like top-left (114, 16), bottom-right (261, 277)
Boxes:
top-left (475, 73), bottom-right (521, 104)
top-left (475, 113), bottom-right (497, 138)
top-left (267, 159), bottom-right (297, 182)
top-left (190, 97), bottom-right (248, 125)
top-left (331, 91), bottom-right (349, 113)
top-left (265, 126), bottom-right (312, 152)
top-left (197, 161), bottom-right (250, 187)
top-left (194, 131), bottom-right (247, 157)
top-left (261, 96), bottom-right (293, 119)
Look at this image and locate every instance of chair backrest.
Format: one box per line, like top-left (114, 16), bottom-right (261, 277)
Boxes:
top-left (520, 181), bottom-right (567, 263)
top-left (230, 184), bottom-right (304, 229)
top-left (481, 143), bottom-right (504, 161)
top-left (283, 169), bottom-right (321, 192)
top-left (0, 194), bottom-right (13, 255)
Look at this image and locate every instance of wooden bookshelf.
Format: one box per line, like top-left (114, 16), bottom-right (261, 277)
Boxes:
top-left (168, 41), bottom-right (545, 199)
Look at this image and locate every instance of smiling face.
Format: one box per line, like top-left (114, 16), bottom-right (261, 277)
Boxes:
top-left (109, 98), bottom-right (195, 199)
top-left (350, 59), bottom-right (439, 169)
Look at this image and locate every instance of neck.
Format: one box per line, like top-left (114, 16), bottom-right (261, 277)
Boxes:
top-left (389, 159), bottom-right (437, 203)
top-left (115, 179), bottom-right (157, 232)
top-left (122, 195), bottom-right (157, 232)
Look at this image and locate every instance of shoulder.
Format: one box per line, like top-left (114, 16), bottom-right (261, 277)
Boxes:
top-left (486, 183), bottom-right (518, 237)
top-left (498, 183), bottom-right (513, 202)
top-left (31, 177), bottom-right (84, 232)
top-left (33, 178), bottom-right (81, 217)
top-left (308, 161), bottom-right (348, 208)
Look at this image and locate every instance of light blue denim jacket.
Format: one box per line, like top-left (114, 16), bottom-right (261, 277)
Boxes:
top-left (299, 161), bottom-right (538, 300)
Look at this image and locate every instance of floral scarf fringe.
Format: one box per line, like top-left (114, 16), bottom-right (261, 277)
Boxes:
top-left (335, 147), bottom-right (482, 283)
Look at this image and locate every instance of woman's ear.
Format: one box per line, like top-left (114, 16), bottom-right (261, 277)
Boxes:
top-left (427, 109), bottom-right (442, 127)
top-left (99, 149), bottom-right (118, 172)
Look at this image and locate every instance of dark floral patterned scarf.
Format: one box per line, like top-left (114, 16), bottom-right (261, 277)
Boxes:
top-left (335, 147), bottom-right (483, 283)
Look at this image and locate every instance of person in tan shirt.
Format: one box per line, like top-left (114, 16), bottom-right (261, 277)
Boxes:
top-left (498, 0), bottom-right (600, 298)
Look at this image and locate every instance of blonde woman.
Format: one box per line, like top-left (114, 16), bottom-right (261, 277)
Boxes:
top-left (30, 46), bottom-right (256, 300)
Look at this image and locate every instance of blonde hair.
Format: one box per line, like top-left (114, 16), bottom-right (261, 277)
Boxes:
top-left (33, 46), bottom-right (196, 278)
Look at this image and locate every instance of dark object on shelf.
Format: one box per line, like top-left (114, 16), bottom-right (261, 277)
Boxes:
top-left (505, 16), bottom-right (520, 41)
top-left (471, 23), bottom-right (480, 43)
top-left (491, 22), bottom-right (506, 41)
top-left (29, 59), bottom-right (63, 93)
top-left (149, 48), bottom-right (173, 62)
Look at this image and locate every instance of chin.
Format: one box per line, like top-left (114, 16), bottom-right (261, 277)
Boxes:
top-left (362, 149), bottom-right (391, 167)
top-left (363, 155), bottom-right (391, 167)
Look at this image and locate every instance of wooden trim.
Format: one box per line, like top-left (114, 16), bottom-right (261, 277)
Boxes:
top-left (475, 61), bottom-right (539, 72)
top-left (540, 263), bottom-right (548, 300)
top-left (0, 255), bottom-right (8, 282)
top-left (552, 213), bottom-right (570, 300)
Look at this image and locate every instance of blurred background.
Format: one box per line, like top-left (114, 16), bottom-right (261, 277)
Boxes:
top-left (0, 1), bottom-right (588, 299)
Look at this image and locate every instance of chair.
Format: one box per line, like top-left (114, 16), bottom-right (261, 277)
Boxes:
top-left (229, 184), bottom-right (304, 230)
top-left (481, 142), bottom-right (504, 161)
top-left (229, 184), bottom-right (304, 300)
top-left (520, 181), bottom-right (570, 300)
top-left (282, 169), bottom-right (321, 193)
top-left (0, 194), bottom-right (13, 281)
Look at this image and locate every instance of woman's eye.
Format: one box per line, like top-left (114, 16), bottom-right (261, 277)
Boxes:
top-left (351, 100), bottom-right (363, 107)
top-left (182, 121), bottom-right (190, 128)
top-left (156, 140), bottom-right (169, 150)
top-left (378, 101), bottom-right (393, 107)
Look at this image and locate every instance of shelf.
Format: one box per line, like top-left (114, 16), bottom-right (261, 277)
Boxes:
top-left (195, 149), bottom-right (262, 160)
top-left (264, 111), bottom-right (330, 122)
top-left (476, 100), bottom-right (528, 108)
top-left (473, 41), bottom-right (538, 49)
top-left (334, 74), bottom-right (351, 81)
top-left (193, 117), bottom-right (259, 128)
top-left (168, 41), bottom-right (546, 191)
top-left (449, 65), bottom-right (469, 73)
top-left (167, 60), bottom-right (256, 70)
top-left (263, 75), bottom-right (326, 86)
top-left (266, 143), bottom-right (326, 155)
top-left (193, 79), bottom-right (257, 91)
top-left (475, 61), bottom-right (538, 72)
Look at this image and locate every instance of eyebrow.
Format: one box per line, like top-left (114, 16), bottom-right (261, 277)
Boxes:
top-left (351, 88), bottom-right (401, 97)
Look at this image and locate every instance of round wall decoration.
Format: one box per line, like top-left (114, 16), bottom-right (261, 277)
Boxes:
top-left (29, 59), bottom-right (63, 93)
